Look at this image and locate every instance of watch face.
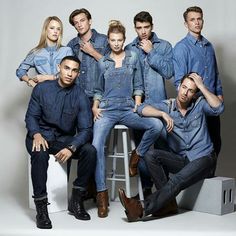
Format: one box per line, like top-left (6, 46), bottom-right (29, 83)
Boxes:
top-left (68, 145), bottom-right (76, 153)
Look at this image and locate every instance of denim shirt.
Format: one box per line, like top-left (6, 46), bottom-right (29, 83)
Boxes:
top-left (138, 97), bottom-right (224, 161)
top-left (25, 80), bottom-right (93, 148)
top-left (93, 50), bottom-right (143, 103)
top-left (125, 32), bottom-right (174, 104)
top-left (16, 46), bottom-right (73, 79)
top-left (173, 33), bottom-right (223, 96)
top-left (67, 29), bottom-right (109, 98)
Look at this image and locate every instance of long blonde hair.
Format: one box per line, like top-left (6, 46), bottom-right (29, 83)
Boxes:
top-left (31, 16), bottom-right (63, 53)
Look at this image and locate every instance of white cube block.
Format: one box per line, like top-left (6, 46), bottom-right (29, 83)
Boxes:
top-left (177, 177), bottom-right (235, 215)
top-left (28, 155), bottom-right (68, 213)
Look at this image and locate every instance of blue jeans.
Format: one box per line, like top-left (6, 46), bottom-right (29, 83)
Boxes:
top-left (26, 135), bottom-right (96, 199)
top-left (144, 149), bottom-right (216, 215)
top-left (92, 105), bottom-right (164, 192)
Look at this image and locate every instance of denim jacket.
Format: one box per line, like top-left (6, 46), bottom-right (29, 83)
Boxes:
top-left (138, 97), bottom-right (224, 160)
top-left (173, 33), bottom-right (223, 96)
top-left (16, 46), bottom-right (73, 79)
top-left (67, 29), bottom-right (109, 98)
top-left (94, 50), bottom-right (143, 103)
top-left (125, 32), bottom-right (174, 104)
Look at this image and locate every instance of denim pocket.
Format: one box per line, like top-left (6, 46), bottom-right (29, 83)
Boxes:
top-left (35, 58), bottom-right (47, 66)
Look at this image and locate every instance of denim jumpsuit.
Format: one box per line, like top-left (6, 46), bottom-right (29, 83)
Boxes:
top-left (92, 50), bottom-right (164, 192)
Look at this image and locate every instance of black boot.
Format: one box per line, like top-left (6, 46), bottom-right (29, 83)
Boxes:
top-left (68, 188), bottom-right (91, 220)
top-left (34, 198), bottom-right (52, 229)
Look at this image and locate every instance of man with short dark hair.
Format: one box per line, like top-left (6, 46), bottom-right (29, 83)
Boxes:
top-left (25, 56), bottom-right (96, 228)
top-left (119, 73), bottom-right (224, 222)
top-left (67, 8), bottom-right (109, 104)
top-left (126, 11), bottom-right (174, 197)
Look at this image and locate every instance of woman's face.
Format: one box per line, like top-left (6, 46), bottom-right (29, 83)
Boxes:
top-left (46, 20), bottom-right (61, 43)
top-left (108, 32), bottom-right (125, 53)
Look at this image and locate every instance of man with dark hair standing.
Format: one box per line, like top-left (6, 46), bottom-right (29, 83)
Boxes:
top-left (173, 6), bottom-right (223, 157)
top-left (25, 56), bottom-right (96, 229)
top-left (119, 73), bottom-right (224, 222)
top-left (67, 8), bottom-right (109, 105)
top-left (126, 11), bottom-right (174, 197)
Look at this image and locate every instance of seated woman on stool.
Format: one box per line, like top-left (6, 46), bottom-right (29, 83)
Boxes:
top-left (92, 20), bottom-right (173, 218)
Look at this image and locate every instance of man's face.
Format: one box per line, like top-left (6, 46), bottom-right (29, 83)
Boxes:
top-left (178, 78), bottom-right (197, 104)
top-left (108, 32), bottom-right (125, 54)
top-left (58, 60), bottom-right (80, 87)
top-left (184, 11), bottom-right (204, 37)
top-left (135, 21), bottom-right (152, 40)
top-left (72, 13), bottom-right (91, 36)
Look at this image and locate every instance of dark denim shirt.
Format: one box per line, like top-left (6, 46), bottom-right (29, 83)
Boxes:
top-left (25, 79), bottom-right (93, 148)
top-left (138, 97), bottom-right (224, 161)
top-left (67, 29), bottom-right (110, 98)
top-left (173, 33), bottom-right (223, 96)
top-left (94, 50), bottom-right (143, 101)
top-left (16, 46), bottom-right (73, 79)
top-left (125, 32), bottom-right (174, 104)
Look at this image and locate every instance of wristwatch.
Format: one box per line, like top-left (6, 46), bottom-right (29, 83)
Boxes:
top-left (66, 145), bottom-right (77, 153)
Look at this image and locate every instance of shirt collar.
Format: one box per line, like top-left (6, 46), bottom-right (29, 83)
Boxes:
top-left (172, 98), bottom-right (195, 112)
top-left (186, 32), bottom-right (209, 46)
top-left (45, 45), bottom-right (57, 52)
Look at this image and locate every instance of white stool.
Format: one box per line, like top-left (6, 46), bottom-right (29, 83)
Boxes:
top-left (28, 154), bottom-right (68, 213)
top-left (106, 125), bottom-right (144, 201)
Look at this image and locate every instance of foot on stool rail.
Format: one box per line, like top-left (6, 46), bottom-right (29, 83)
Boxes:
top-left (129, 150), bottom-right (140, 177)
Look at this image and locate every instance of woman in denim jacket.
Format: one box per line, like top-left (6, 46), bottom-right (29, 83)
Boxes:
top-left (92, 20), bottom-right (172, 218)
top-left (16, 16), bottom-right (73, 87)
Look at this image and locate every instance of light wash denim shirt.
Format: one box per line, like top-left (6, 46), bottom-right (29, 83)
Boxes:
top-left (173, 33), bottom-right (223, 96)
top-left (16, 46), bottom-right (73, 79)
top-left (138, 97), bottom-right (224, 161)
top-left (125, 32), bottom-right (174, 104)
top-left (25, 79), bottom-right (93, 148)
top-left (67, 29), bottom-right (109, 98)
top-left (94, 50), bottom-right (143, 102)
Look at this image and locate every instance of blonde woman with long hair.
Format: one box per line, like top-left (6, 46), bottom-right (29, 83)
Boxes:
top-left (16, 16), bottom-right (73, 87)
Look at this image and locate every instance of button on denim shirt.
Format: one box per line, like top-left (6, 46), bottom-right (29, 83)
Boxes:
top-left (93, 50), bottom-right (143, 107)
top-left (67, 29), bottom-right (109, 98)
top-left (125, 32), bottom-right (174, 104)
top-left (25, 80), bottom-right (93, 148)
top-left (138, 97), bottom-right (224, 161)
top-left (16, 46), bottom-right (73, 79)
top-left (173, 33), bottom-right (223, 96)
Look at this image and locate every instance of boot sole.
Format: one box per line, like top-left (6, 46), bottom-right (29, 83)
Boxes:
top-left (68, 209), bottom-right (91, 221)
top-left (37, 224), bottom-right (52, 229)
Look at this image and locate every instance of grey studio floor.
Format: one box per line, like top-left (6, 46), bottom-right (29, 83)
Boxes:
top-left (1, 184), bottom-right (236, 236)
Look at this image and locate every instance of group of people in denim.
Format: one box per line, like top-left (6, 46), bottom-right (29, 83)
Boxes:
top-left (18, 5), bottom-right (224, 228)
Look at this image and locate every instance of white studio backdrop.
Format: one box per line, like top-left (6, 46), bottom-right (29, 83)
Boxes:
top-left (0, 0), bottom-right (235, 201)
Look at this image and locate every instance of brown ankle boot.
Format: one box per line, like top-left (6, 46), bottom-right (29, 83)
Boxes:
top-left (129, 150), bottom-right (140, 177)
top-left (96, 190), bottom-right (109, 218)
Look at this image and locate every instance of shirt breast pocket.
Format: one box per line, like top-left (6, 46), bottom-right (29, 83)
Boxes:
top-left (190, 113), bottom-right (202, 128)
top-left (35, 58), bottom-right (48, 66)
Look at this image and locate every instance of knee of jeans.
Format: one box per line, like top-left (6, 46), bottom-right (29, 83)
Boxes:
top-left (30, 150), bottom-right (49, 162)
top-left (151, 118), bottom-right (164, 133)
top-left (144, 150), bottom-right (157, 165)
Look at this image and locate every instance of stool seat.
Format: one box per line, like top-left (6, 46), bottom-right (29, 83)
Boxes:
top-left (106, 124), bottom-right (144, 201)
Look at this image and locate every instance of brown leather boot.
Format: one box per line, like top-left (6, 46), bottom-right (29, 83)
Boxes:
top-left (129, 150), bottom-right (140, 177)
top-left (152, 199), bottom-right (178, 217)
top-left (96, 190), bottom-right (109, 218)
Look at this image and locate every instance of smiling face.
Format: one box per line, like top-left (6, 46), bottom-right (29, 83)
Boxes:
top-left (46, 20), bottom-right (61, 43)
top-left (184, 11), bottom-right (204, 38)
top-left (108, 32), bottom-right (125, 54)
top-left (58, 59), bottom-right (80, 87)
top-left (72, 13), bottom-right (92, 36)
top-left (135, 21), bottom-right (152, 40)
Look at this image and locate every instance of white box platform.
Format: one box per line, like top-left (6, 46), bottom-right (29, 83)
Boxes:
top-left (177, 176), bottom-right (235, 215)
